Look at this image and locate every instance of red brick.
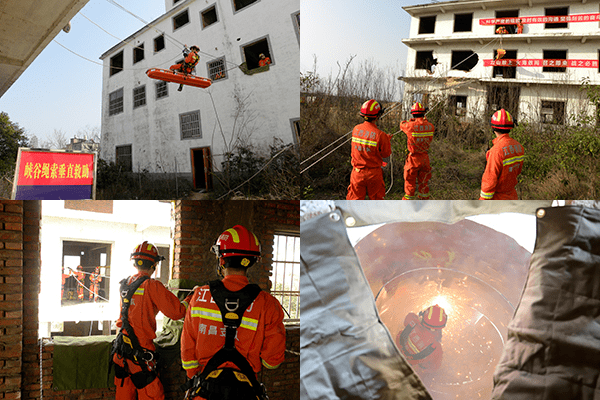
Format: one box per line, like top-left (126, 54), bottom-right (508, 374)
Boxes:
top-left (4, 223), bottom-right (22, 231)
top-left (4, 204), bottom-right (23, 214)
top-left (5, 259), bottom-right (22, 267)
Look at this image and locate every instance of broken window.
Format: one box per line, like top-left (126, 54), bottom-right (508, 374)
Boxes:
top-left (291, 118), bottom-right (300, 145)
top-left (207, 57), bottom-right (227, 81)
top-left (293, 12), bottom-right (300, 44)
top-left (419, 16), bottom-right (436, 34)
top-left (450, 95), bottom-right (467, 116)
top-left (415, 51), bottom-right (437, 73)
top-left (173, 9), bottom-right (190, 31)
top-left (110, 51), bottom-right (123, 76)
top-left (493, 49), bottom-right (517, 78)
top-left (543, 50), bottom-right (567, 72)
top-left (108, 88), bottom-right (123, 116)
top-left (201, 5), bottom-right (218, 28)
top-left (487, 85), bottom-right (520, 117)
top-left (454, 13), bottom-right (473, 32)
top-left (242, 37), bottom-right (272, 70)
top-left (133, 43), bottom-right (144, 64)
top-left (116, 144), bottom-right (132, 171)
top-left (545, 7), bottom-right (568, 29)
top-left (156, 80), bottom-right (168, 99)
top-left (154, 35), bottom-right (165, 53)
top-left (495, 10), bottom-right (519, 34)
top-left (61, 241), bottom-right (111, 306)
top-left (541, 100), bottom-right (565, 124)
top-left (233, 0), bottom-right (258, 12)
top-left (451, 50), bottom-right (478, 71)
top-left (180, 110), bottom-right (202, 139)
top-left (133, 85), bottom-right (146, 109)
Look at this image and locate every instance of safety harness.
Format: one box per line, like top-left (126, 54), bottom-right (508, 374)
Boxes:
top-left (182, 280), bottom-right (268, 400)
top-left (398, 322), bottom-right (435, 361)
top-left (111, 275), bottom-right (159, 389)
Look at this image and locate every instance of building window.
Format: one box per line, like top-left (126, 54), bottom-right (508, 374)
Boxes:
top-left (174, 0), bottom-right (182, 4)
top-left (207, 57), bottom-right (227, 81)
top-left (415, 50), bottom-right (436, 73)
top-left (454, 13), bottom-right (473, 32)
top-left (543, 50), bottom-right (567, 72)
top-left (451, 50), bottom-right (478, 71)
top-left (242, 37), bottom-right (272, 70)
top-left (495, 10), bottom-right (519, 34)
top-left (201, 5), bottom-right (218, 28)
top-left (156, 81), bottom-right (168, 99)
top-left (61, 241), bottom-right (111, 306)
top-left (419, 15), bottom-right (436, 34)
top-left (291, 118), bottom-right (299, 145)
top-left (292, 11), bottom-right (300, 43)
top-left (108, 88), bottom-right (123, 116)
top-left (541, 101), bottom-right (565, 124)
top-left (133, 85), bottom-right (146, 108)
top-left (154, 35), bottom-right (165, 53)
top-left (173, 9), bottom-right (190, 31)
top-left (116, 144), bottom-right (132, 171)
top-left (110, 51), bottom-right (123, 76)
top-left (545, 7), bottom-right (568, 29)
top-left (180, 110), bottom-right (201, 139)
top-left (450, 95), bottom-right (467, 116)
top-left (133, 43), bottom-right (144, 64)
top-left (493, 50), bottom-right (517, 78)
top-left (270, 234), bottom-right (300, 324)
top-left (233, 0), bottom-right (258, 12)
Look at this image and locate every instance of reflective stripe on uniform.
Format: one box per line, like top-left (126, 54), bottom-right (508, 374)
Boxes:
top-left (503, 155), bottom-right (524, 166)
top-left (411, 132), bottom-right (433, 137)
top-left (480, 190), bottom-right (494, 199)
top-left (352, 137), bottom-right (377, 147)
top-left (191, 307), bottom-right (259, 331)
top-left (134, 288), bottom-right (144, 296)
top-left (182, 359), bottom-right (199, 370)
top-left (407, 337), bottom-right (420, 354)
top-left (261, 359), bottom-right (281, 369)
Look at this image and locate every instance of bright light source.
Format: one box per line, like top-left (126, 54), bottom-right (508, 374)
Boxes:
top-left (431, 295), bottom-right (453, 315)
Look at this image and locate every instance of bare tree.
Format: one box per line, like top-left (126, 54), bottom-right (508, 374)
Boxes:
top-left (39, 129), bottom-right (69, 149)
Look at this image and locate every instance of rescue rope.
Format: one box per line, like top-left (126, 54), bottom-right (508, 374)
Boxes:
top-left (68, 273), bottom-right (110, 302)
top-left (39, 338), bottom-right (43, 400)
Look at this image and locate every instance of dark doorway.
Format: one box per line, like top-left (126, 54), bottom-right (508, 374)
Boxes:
top-left (191, 147), bottom-right (213, 191)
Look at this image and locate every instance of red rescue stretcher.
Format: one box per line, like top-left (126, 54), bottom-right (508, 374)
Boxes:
top-left (146, 68), bottom-right (212, 89)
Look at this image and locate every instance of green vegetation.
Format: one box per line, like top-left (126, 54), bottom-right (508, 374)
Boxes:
top-left (0, 112), bottom-right (29, 198)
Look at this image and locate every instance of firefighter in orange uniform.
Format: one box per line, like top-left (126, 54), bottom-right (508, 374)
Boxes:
top-left (396, 305), bottom-right (447, 373)
top-left (516, 19), bottom-right (524, 34)
top-left (480, 109), bottom-right (525, 200)
top-left (170, 45), bottom-right (200, 91)
top-left (74, 265), bottom-right (85, 301)
top-left (89, 266), bottom-right (102, 302)
top-left (347, 99), bottom-right (392, 200)
top-left (258, 53), bottom-right (271, 67)
top-left (181, 225), bottom-right (285, 400)
top-left (112, 242), bottom-right (187, 400)
top-left (400, 102), bottom-right (434, 200)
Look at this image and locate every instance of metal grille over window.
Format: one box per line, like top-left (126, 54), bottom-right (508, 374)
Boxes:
top-left (133, 85), bottom-right (146, 108)
top-left (109, 88), bottom-right (124, 116)
top-left (208, 58), bottom-right (226, 81)
top-left (271, 234), bottom-right (300, 324)
top-left (156, 81), bottom-right (168, 99)
top-left (180, 111), bottom-right (201, 139)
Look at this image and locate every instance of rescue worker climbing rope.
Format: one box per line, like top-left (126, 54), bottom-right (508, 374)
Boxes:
top-left (180, 225), bottom-right (286, 400)
top-left (111, 241), bottom-right (187, 400)
top-left (346, 99), bottom-right (393, 200)
top-left (479, 109), bottom-right (525, 200)
top-left (400, 102), bottom-right (434, 200)
top-left (169, 45), bottom-right (201, 91)
top-left (397, 305), bottom-right (447, 373)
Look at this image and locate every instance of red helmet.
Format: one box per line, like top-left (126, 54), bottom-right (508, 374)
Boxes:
top-left (420, 305), bottom-right (448, 330)
top-left (411, 102), bottom-right (426, 115)
top-left (131, 241), bottom-right (164, 264)
top-left (491, 109), bottom-right (514, 131)
top-left (212, 225), bottom-right (261, 259)
top-left (360, 100), bottom-right (383, 118)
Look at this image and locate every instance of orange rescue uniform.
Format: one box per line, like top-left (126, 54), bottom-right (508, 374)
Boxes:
top-left (113, 271), bottom-right (187, 400)
top-left (89, 269), bottom-right (102, 302)
top-left (258, 57), bottom-right (271, 67)
top-left (170, 51), bottom-right (200, 74)
top-left (400, 117), bottom-right (434, 199)
top-left (346, 121), bottom-right (392, 200)
top-left (479, 134), bottom-right (525, 200)
top-left (180, 274), bottom-right (285, 398)
top-left (397, 313), bottom-right (443, 372)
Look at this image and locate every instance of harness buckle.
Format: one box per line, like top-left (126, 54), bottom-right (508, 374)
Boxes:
top-left (225, 298), bottom-right (239, 312)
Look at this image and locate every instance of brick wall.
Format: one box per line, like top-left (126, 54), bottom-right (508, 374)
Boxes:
top-left (2, 200), bottom-right (300, 400)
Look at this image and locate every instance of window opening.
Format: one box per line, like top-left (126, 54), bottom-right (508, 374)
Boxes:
top-left (545, 7), bottom-right (568, 29)
top-left (156, 81), bottom-right (168, 99)
top-left (451, 50), bottom-right (478, 71)
top-left (133, 43), bottom-right (144, 64)
top-left (449, 95), bottom-right (467, 116)
top-left (270, 234), bottom-right (300, 324)
top-left (487, 85), bottom-right (520, 118)
top-left (180, 110), bottom-right (202, 139)
top-left (61, 241), bottom-right (111, 306)
top-left (133, 85), bottom-right (146, 108)
top-left (202, 5), bottom-right (218, 28)
top-left (493, 50), bottom-right (517, 78)
top-left (108, 88), bottom-right (124, 116)
top-left (415, 51), bottom-right (437, 73)
top-left (419, 16), bottom-right (436, 34)
top-left (110, 51), bottom-right (123, 76)
top-left (233, 0), bottom-right (258, 12)
top-left (543, 50), bottom-right (567, 72)
top-left (116, 144), bottom-right (132, 171)
top-left (173, 9), bottom-right (190, 31)
top-left (242, 37), bottom-right (272, 70)
top-left (495, 10), bottom-right (519, 34)
top-left (207, 57), bottom-right (227, 81)
top-left (154, 35), bottom-right (165, 53)
top-left (454, 13), bottom-right (473, 32)
top-left (541, 100), bottom-right (565, 124)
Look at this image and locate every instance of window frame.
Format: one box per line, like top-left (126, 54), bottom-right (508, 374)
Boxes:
top-left (133, 85), bottom-right (146, 109)
top-left (270, 233), bottom-right (300, 324)
top-left (154, 35), bottom-right (165, 53)
top-left (109, 51), bottom-right (123, 76)
top-left (453, 12), bottom-right (473, 33)
top-left (108, 88), bottom-right (124, 116)
top-left (201, 4), bottom-right (219, 29)
top-left (543, 49), bottom-right (567, 73)
top-left (115, 144), bottom-right (133, 171)
top-left (240, 35), bottom-right (273, 70)
top-left (133, 43), bottom-right (144, 64)
top-left (418, 15), bottom-right (436, 34)
top-left (179, 110), bottom-right (202, 140)
top-left (155, 80), bottom-right (168, 100)
top-left (173, 9), bottom-right (191, 31)
top-left (207, 56), bottom-right (227, 81)
top-left (541, 100), bottom-right (566, 125)
top-left (232, 0), bottom-right (259, 13)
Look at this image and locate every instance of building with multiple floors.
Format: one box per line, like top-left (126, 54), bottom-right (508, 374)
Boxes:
top-left (100, 0), bottom-right (299, 190)
top-left (402, 0), bottom-right (600, 125)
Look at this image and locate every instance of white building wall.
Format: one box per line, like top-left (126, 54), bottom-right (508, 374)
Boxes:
top-left (100, 0), bottom-right (299, 174)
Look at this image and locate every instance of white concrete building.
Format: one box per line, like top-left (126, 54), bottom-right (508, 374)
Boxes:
top-left (100, 0), bottom-right (300, 190)
top-left (402, 0), bottom-right (600, 125)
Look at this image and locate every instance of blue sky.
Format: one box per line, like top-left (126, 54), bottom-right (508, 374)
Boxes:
top-left (0, 0), bottom-right (167, 144)
top-left (301, 0), bottom-right (426, 79)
